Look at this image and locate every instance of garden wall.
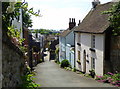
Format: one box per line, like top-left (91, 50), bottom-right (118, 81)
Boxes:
top-left (2, 34), bottom-right (25, 87)
top-left (110, 36), bottom-right (120, 73)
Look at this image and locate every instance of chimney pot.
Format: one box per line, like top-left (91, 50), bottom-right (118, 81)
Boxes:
top-left (72, 18), bottom-right (74, 23)
top-left (69, 18), bottom-right (76, 30)
top-left (69, 18), bottom-right (71, 23)
top-left (78, 20), bottom-right (81, 26)
top-left (74, 18), bottom-right (75, 23)
top-left (92, 0), bottom-right (100, 9)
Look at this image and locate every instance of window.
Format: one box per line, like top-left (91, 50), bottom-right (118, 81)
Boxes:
top-left (91, 35), bottom-right (95, 48)
top-left (91, 57), bottom-right (95, 69)
top-left (78, 51), bottom-right (80, 60)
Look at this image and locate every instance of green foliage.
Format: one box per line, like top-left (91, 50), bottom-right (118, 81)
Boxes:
top-left (55, 48), bottom-right (59, 54)
top-left (21, 2), bottom-right (41, 28)
top-left (31, 29), bottom-right (51, 35)
top-left (103, 1), bottom-right (120, 35)
top-left (39, 59), bottom-right (43, 63)
top-left (31, 29), bottom-right (60, 36)
top-left (2, 2), bottom-right (40, 30)
top-left (3, 1), bottom-right (40, 52)
top-left (7, 26), bottom-right (26, 52)
top-left (60, 59), bottom-right (70, 68)
top-left (22, 9), bottom-right (33, 28)
top-left (84, 74), bottom-right (92, 78)
top-left (19, 46), bottom-right (27, 53)
top-left (2, 2), bottom-right (19, 30)
top-left (96, 72), bottom-right (120, 87)
top-left (7, 26), bottom-right (20, 38)
top-left (19, 73), bottom-right (40, 88)
top-left (89, 69), bottom-right (95, 78)
top-left (72, 68), bottom-right (76, 72)
top-left (65, 67), bottom-right (72, 71)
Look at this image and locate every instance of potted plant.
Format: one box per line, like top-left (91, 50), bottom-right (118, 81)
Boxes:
top-left (89, 69), bottom-right (95, 78)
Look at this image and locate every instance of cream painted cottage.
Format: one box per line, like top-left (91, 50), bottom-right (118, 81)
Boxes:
top-left (74, 1), bottom-right (114, 76)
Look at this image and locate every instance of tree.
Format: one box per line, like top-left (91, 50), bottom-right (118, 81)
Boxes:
top-left (104, 1), bottom-right (120, 35)
top-left (2, 2), bottom-right (41, 30)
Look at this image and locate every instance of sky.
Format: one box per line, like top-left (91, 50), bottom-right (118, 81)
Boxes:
top-left (25, 0), bottom-right (111, 30)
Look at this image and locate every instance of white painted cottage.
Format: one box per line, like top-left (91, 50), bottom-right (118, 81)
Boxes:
top-left (59, 18), bottom-right (76, 68)
top-left (74, 1), bottom-right (114, 76)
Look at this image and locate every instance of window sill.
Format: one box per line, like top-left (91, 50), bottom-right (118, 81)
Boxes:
top-left (89, 48), bottom-right (95, 52)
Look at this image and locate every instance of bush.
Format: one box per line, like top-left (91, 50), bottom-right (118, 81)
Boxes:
top-left (96, 72), bottom-right (120, 87)
top-left (19, 73), bottom-right (40, 88)
top-left (60, 59), bottom-right (70, 68)
top-left (89, 69), bottom-right (95, 78)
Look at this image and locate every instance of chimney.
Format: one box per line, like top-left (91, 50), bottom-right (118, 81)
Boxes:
top-left (78, 20), bottom-right (81, 26)
top-left (69, 18), bottom-right (76, 30)
top-left (92, 0), bottom-right (100, 9)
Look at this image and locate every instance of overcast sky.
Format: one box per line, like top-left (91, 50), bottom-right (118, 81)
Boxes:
top-left (25, 0), bottom-right (111, 30)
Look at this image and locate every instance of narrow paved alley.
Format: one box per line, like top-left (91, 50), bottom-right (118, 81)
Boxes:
top-left (33, 51), bottom-right (115, 87)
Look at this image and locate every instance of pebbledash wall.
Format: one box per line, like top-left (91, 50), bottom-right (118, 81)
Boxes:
top-left (2, 34), bottom-right (25, 87)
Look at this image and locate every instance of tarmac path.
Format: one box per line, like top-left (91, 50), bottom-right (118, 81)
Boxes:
top-left (33, 51), bottom-right (116, 88)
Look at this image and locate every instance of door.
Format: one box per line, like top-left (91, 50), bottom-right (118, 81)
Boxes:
top-left (83, 50), bottom-right (86, 73)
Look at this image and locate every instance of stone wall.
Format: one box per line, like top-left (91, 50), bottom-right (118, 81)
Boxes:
top-left (2, 35), bottom-right (25, 87)
top-left (110, 36), bottom-right (120, 73)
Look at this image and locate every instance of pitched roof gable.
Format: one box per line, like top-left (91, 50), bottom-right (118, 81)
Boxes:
top-left (75, 2), bottom-right (114, 33)
top-left (60, 26), bottom-right (77, 37)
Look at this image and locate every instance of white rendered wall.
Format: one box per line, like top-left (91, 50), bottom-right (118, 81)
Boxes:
top-left (75, 32), bottom-right (82, 70)
top-left (66, 31), bottom-right (74, 46)
top-left (80, 33), bottom-right (105, 75)
top-left (59, 36), bottom-right (66, 62)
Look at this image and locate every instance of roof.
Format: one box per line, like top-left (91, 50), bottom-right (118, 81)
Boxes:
top-left (60, 26), bottom-right (77, 37)
top-left (75, 2), bottom-right (114, 33)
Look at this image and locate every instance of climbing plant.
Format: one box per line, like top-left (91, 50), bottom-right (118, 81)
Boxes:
top-left (104, 1), bottom-right (120, 36)
top-left (2, 1), bottom-right (41, 30)
top-left (2, 1), bottom-right (41, 48)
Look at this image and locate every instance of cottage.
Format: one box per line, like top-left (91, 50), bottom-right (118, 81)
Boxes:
top-left (59, 18), bottom-right (76, 68)
top-left (74, 1), bottom-right (114, 75)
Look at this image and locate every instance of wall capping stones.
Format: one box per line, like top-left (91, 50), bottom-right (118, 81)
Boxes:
top-left (2, 34), bottom-right (23, 56)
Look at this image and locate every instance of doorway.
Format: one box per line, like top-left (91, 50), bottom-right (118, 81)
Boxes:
top-left (83, 50), bottom-right (86, 73)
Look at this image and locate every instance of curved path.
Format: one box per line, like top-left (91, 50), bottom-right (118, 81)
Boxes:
top-left (33, 52), bottom-right (116, 87)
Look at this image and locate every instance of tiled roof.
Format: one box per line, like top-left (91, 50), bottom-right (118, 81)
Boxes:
top-left (75, 2), bottom-right (114, 33)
